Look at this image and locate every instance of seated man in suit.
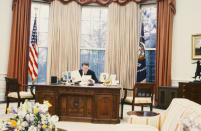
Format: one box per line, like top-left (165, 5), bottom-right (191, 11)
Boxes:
top-left (79, 62), bottom-right (98, 83)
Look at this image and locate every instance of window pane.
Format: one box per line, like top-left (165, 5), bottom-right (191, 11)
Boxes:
top-left (39, 18), bottom-right (49, 33)
top-left (140, 4), bottom-right (156, 83)
top-left (80, 7), bottom-right (107, 80)
top-left (81, 7), bottom-right (107, 49)
top-left (37, 48), bottom-right (48, 83)
top-left (80, 49), bottom-right (105, 80)
top-left (141, 5), bottom-right (157, 49)
top-left (38, 32), bottom-right (48, 47)
top-left (28, 2), bottom-right (49, 84)
top-left (145, 50), bottom-right (155, 82)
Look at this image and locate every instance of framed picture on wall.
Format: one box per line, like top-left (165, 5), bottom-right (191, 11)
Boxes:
top-left (192, 34), bottom-right (201, 59)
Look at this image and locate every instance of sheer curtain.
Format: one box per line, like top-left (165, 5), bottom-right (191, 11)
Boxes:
top-left (47, 0), bottom-right (81, 82)
top-left (105, 2), bottom-right (138, 91)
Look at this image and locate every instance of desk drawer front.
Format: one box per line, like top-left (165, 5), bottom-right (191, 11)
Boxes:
top-left (59, 94), bottom-right (93, 117)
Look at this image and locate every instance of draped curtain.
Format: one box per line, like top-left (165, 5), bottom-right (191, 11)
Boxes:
top-left (7, 0), bottom-right (176, 98)
top-left (47, 0), bottom-right (81, 82)
top-left (105, 2), bottom-right (138, 91)
top-left (155, 0), bottom-right (176, 104)
top-left (7, 0), bottom-right (31, 91)
top-left (42, 0), bottom-right (149, 5)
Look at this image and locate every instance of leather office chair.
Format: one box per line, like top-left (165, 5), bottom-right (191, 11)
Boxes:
top-left (121, 83), bottom-right (155, 119)
top-left (5, 77), bottom-right (35, 113)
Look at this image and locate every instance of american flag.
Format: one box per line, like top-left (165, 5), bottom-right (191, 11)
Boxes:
top-left (28, 17), bottom-right (38, 82)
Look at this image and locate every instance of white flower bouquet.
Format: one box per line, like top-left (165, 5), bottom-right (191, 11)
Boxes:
top-left (1, 100), bottom-right (59, 131)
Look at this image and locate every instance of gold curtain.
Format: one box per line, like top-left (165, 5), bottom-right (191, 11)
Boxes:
top-left (7, 0), bottom-right (31, 91)
top-left (47, 0), bottom-right (81, 82)
top-left (105, 2), bottom-right (138, 91)
top-left (155, 0), bottom-right (176, 104)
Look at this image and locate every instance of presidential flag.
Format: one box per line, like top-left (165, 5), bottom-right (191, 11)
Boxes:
top-left (137, 22), bottom-right (146, 82)
top-left (28, 17), bottom-right (38, 82)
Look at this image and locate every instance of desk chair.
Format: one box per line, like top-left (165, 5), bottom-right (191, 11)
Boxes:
top-left (121, 83), bottom-right (155, 119)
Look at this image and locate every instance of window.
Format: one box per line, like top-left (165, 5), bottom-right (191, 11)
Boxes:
top-left (28, 3), bottom-right (155, 84)
top-left (28, 2), bottom-right (50, 84)
top-left (140, 4), bottom-right (157, 82)
top-left (80, 7), bottom-right (108, 79)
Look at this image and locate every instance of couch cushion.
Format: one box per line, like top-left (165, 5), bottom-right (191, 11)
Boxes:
top-left (161, 98), bottom-right (199, 131)
top-left (8, 91), bottom-right (33, 99)
top-left (177, 101), bottom-right (201, 131)
top-left (125, 97), bottom-right (151, 104)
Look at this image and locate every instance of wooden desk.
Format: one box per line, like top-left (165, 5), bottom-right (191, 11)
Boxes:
top-left (35, 84), bottom-right (121, 124)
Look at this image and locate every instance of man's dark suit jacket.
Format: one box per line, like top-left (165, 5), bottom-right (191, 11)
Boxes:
top-left (79, 69), bottom-right (98, 83)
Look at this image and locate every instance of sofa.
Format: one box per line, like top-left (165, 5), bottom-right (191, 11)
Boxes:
top-left (128, 98), bottom-right (201, 131)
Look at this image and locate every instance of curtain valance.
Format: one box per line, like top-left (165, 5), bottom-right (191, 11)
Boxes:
top-left (41, 0), bottom-right (150, 5)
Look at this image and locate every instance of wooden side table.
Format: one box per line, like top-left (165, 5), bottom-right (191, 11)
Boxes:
top-left (127, 111), bottom-right (160, 129)
top-left (127, 111), bottom-right (159, 117)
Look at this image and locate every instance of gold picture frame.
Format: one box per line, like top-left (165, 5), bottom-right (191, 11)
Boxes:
top-left (192, 34), bottom-right (201, 60)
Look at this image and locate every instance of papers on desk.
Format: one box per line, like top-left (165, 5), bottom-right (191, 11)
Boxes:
top-left (81, 75), bottom-right (92, 82)
top-left (110, 74), bottom-right (117, 85)
top-left (80, 75), bottom-right (94, 86)
top-left (110, 74), bottom-right (116, 82)
top-left (71, 70), bottom-right (82, 82)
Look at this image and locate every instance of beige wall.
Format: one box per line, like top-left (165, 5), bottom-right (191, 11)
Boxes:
top-left (172, 0), bottom-right (201, 86)
top-left (0, 0), bottom-right (12, 101)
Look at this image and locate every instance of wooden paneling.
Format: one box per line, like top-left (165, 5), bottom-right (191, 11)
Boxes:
top-left (35, 84), bottom-right (121, 124)
top-left (59, 95), bottom-right (92, 117)
top-left (96, 94), bottom-right (113, 119)
top-left (35, 90), bottom-right (57, 115)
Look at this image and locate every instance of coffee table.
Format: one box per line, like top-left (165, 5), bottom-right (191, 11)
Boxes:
top-left (127, 111), bottom-right (160, 130)
top-left (57, 128), bottom-right (67, 131)
top-left (127, 111), bottom-right (159, 117)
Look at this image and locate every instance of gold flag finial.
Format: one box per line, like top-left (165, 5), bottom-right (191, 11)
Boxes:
top-left (34, 8), bottom-right (38, 17)
top-left (141, 8), bottom-right (144, 15)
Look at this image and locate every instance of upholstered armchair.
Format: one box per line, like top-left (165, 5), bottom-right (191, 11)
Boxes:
top-left (5, 77), bottom-right (35, 113)
top-left (121, 83), bottom-right (155, 119)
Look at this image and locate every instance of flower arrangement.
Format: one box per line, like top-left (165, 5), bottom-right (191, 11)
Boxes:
top-left (1, 100), bottom-right (59, 131)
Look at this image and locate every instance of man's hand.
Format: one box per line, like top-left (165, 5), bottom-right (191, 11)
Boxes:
top-left (71, 77), bottom-right (75, 81)
top-left (88, 79), bottom-right (94, 83)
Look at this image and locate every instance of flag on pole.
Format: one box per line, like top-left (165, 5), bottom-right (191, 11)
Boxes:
top-left (137, 21), bottom-right (146, 82)
top-left (28, 17), bottom-right (38, 82)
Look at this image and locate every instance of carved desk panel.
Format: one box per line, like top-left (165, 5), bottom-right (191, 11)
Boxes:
top-left (35, 84), bottom-right (121, 124)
